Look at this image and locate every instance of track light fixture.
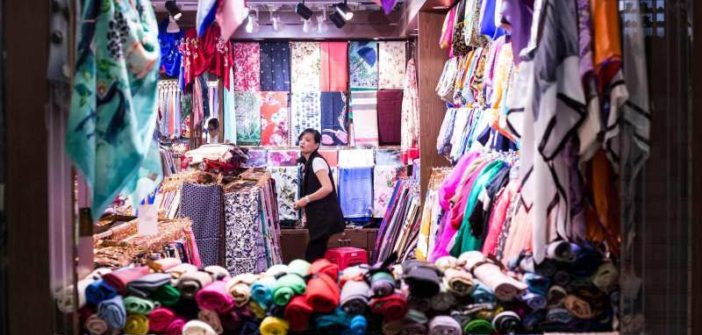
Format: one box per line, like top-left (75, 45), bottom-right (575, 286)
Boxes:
top-left (272, 16), bottom-right (286, 32)
top-left (329, 11), bottom-right (345, 28)
top-left (334, 0), bottom-right (353, 21)
top-left (302, 18), bottom-right (313, 33)
top-left (245, 9), bottom-right (260, 33)
top-left (165, 0), bottom-right (182, 20)
top-left (317, 8), bottom-right (329, 33)
top-left (296, 1), bottom-right (313, 20)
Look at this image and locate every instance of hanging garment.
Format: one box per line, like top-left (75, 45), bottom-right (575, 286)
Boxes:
top-left (179, 26), bottom-right (234, 90)
top-left (291, 42), bottom-right (322, 92)
top-left (260, 41), bottom-right (292, 91)
top-left (350, 91), bottom-right (379, 147)
top-left (350, 41), bottom-right (379, 90)
top-left (291, 92), bottom-right (322, 140)
top-left (232, 42), bottom-right (261, 92)
top-left (338, 167), bottom-right (374, 219)
top-left (179, 183), bottom-right (224, 267)
top-left (267, 166), bottom-right (300, 222)
top-left (378, 41), bottom-right (406, 89)
top-left (479, 0), bottom-right (506, 40)
top-left (67, 0), bottom-right (162, 220)
top-left (440, 7), bottom-right (457, 50)
top-left (158, 19), bottom-right (183, 78)
top-left (401, 59), bottom-right (420, 163)
top-left (234, 92), bottom-right (262, 145)
top-left (267, 150), bottom-right (300, 167)
top-left (260, 92), bottom-right (290, 146)
top-left (501, 0), bottom-right (534, 64)
top-left (196, 0), bottom-right (218, 36)
top-left (321, 42), bottom-right (349, 91)
top-left (320, 92), bottom-right (349, 146)
top-left (376, 89), bottom-right (403, 145)
top-left (224, 188), bottom-right (265, 275)
top-left (373, 166), bottom-right (407, 218)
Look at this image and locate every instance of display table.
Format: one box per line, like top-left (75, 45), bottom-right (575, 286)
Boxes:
top-left (279, 228), bottom-right (378, 263)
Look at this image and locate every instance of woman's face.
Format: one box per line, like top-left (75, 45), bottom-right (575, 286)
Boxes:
top-left (298, 133), bottom-right (319, 154)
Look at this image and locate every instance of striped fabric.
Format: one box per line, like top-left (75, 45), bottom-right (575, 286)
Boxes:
top-left (350, 91), bottom-right (379, 147)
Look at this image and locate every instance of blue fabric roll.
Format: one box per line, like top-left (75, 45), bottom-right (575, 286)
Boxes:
top-left (97, 295), bottom-right (126, 329)
top-left (470, 282), bottom-right (496, 304)
top-left (524, 273), bottom-right (551, 296)
top-left (251, 276), bottom-right (277, 309)
top-left (521, 291), bottom-right (547, 310)
top-left (338, 167), bottom-right (374, 219)
top-left (546, 308), bottom-right (573, 324)
top-left (317, 308), bottom-right (351, 335)
top-left (344, 315), bottom-right (368, 335)
top-left (85, 280), bottom-right (118, 306)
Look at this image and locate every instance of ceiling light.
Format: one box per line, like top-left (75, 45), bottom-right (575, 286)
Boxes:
top-left (317, 8), bottom-right (329, 33)
top-left (166, 16), bottom-right (180, 33)
top-left (329, 11), bottom-right (345, 28)
top-left (165, 0), bottom-right (182, 21)
top-left (302, 18), bottom-right (313, 33)
top-left (245, 11), bottom-right (260, 33)
top-left (296, 1), bottom-right (313, 20)
top-left (334, 1), bottom-right (353, 21)
top-left (272, 16), bottom-right (285, 31)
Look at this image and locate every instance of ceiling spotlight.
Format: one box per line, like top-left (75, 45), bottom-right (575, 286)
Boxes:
top-left (272, 16), bottom-right (285, 32)
top-left (317, 8), bottom-right (329, 33)
top-left (302, 18), bottom-right (313, 33)
top-left (329, 11), bottom-right (345, 28)
top-left (167, 16), bottom-right (180, 33)
top-left (245, 10), bottom-right (260, 33)
top-left (334, 1), bottom-right (353, 21)
top-left (296, 1), bottom-right (313, 20)
top-left (165, 0), bottom-right (182, 21)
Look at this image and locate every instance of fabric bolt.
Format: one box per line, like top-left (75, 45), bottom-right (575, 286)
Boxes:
top-left (321, 42), bottom-right (349, 91)
top-left (471, 282), bottom-right (496, 303)
top-left (291, 42), bottom-right (321, 92)
top-left (85, 280), bottom-right (118, 306)
top-left (183, 320), bottom-right (218, 335)
top-left (340, 280), bottom-right (371, 315)
top-left (378, 41), bottom-right (406, 89)
top-left (260, 41), bottom-right (292, 91)
top-left (267, 166), bottom-right (300, 221)
top-left (492, 311), bottom-right (520, 334)
top-left (224, 190), bottom-right (264, 275)
top-left (178, 271), bottom-right (214, 299)
top-left (126, 273), bottom-right (171, 298)
top-left (288, 259), bottom-right (311, 278)
top-left (461, 251), bottom-right (527, 301)
top-left (521, 291), bottom-right (547, 310)
top-left (316, 308), bottom-right (351, 335)
top-left (350, 91), bottom-right (379, 147)
top-left (251, 276), bottom-right (277, 308)
top-left (85, 314), bottom-right (109, 335)
top-left (97, 295), bottom-right (126, 329)
top-left (225, 273), bottom-right (259, 306)
top-left (266, 264), bottom-right (291, 277)
top-left (429, 316), bottom-right (461, 335)
top-left (309, 259), bottom-right (340, 281)
top-left (150, 258), bottom-right (182, 273)
top-left (376, 89), bottom-right (403, 145)
top-left (285, 295), bottom-right (314, 332)
top-left (548, 285), bottom-right (568, 307)
top-left (154, 284), bottom-right (182, 307)
top-left (123, 296), bottom-right (155, 315)
top-left (320, 92), bottom-right (349, 146)
top-left (102, 266), bottom-right (151, 295)
top-left (273, 274), bottom-right (307, 306)
top-left (350, 41), bottom-right (379, 90)
top-left (179, 183), bottom-right (223, 267)
top-left (260, 92), bottom-right (290, 146)
top-left (347, 315), bottom-right (368, 335)
top-left (198, 309), bottom-right (224, 334)
top-left (125, 314), bottom-right (149, 335)
top-left (260, 316), bottom-right (290, 335)
top-left (369, 292), bottom-right (407, 321)
top-left (564, 295), bottom-right (593, 319)
top-left (306, 273), bottom-right (341, 313)
top-left (463, 319), bottom-right (494, 334)
top-left (291, 92), bottom-right (322, 138)
top-left (403, 260), bottom-right (441, 298)
top-left (68, 0), bottom-right (162, 221)
top-left (443, 268), bottom-right (474, 297)
top-left (592, 262), bottom-right (619, 292)
top-left (196, 281), bottom-right (236, 313)
top-left (401, 58), bottom-right (420, 162)
top-left (149, 307), bottom-right (177, 333)
top-left (233, 92), bottom-right (262, 145)
top-left (232, 42), bottom-right (261, 91)
top-left (546, 308), bottom-right (573, 324)
top-left (339, 167), bottom-right (374, 219)
top-left (244, 149), bottom-right (268, 168)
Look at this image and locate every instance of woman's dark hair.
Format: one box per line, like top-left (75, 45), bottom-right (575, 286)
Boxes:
top-left (207, 118), bottom-right (219, 130)
top-left (297, 128), bottom-right (321, 144)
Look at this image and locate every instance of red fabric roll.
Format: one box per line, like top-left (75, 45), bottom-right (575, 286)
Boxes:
top-left (309, 259), bottom-right (340, 281)
top-left (196, 280), bottom-right (236, 313)
top-left (305, 274), bottom-right (341, 313)
top-left (285, 295), bottom-right (314, 332)
top-left (166, 317), bottom-right (186, 335)
top-left (149, 307), bottom-right (176, 333)
top-left (376, 89), bottom-right (403, 145)
top-left (102, 266), bottom-right (150, 294)
top-left (321, 42), bottom-right (349, 91)
top-left (370, 292), bottom-right (408, 321)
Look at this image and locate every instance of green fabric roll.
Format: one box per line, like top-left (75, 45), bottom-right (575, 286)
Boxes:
top-left (273, 274), bottom-right (306, 306)
top-left (288, 260), bottom-right (311, 278)
top-left (152, 284), bottom-right (181, 307)
top-left (464, 318), bottom-right (494, 334)
top-left (123, 296), bottom-right (155, 315)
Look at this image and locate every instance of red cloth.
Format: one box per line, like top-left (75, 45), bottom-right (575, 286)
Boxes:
top-left (149, 307), bottom-right (176, 333)
top-left (305, 274), bottom-right (341, 313)
top-left (166, 317), bottom-right (186, 335)
top-left (309, 259), bottom-right (340, 281)
top-left (195, 280), bottom-right (236, 313)
top-left (285, 295), bottom-right (314, 332)
top-left (180, 26), bottom-right (234, 89)
top-left (321, 42), bottom-right (349, 91)
top-left (370, 292), bottom-right (408, 321)
top-left (376, 89), bottom-right (403, 145)
top-left (102, 266), bottom-right (150, 294)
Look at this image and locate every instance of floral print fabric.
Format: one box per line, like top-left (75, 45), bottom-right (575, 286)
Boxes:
top-left (378, 41), bottom-right (406, 89)
top-left (260, 92), bottom-right (290, 146)
top-left (224, 188), bottom-right (265, 275)
top-left (350, 41), bottom-right (379, 90)
top-left (373, 165), bottom-right (408, 218)
top-left (267, 149), bottom-right (300, 167)
top-left (267, 166), bottom-right (300, 221)
top-left (320, 92), bottom-right (349, 146)
top-left (260, 41), bottom-right (291, 91)
top-left (234, 92), bottom-right (261, 145)
top-left (291, 92), bottom-right (322, 140)
top-left (232, 42), bottom-right (261, 91)
top-left (243, 149), bottom-right (268, 168)
top-left (291, 42), bottom-right (321, 92)
top-left (158, 19), bottom-right (184, 77)
top-left (401, 59), bottom-right (420, 163)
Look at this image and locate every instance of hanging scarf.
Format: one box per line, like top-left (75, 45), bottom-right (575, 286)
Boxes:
top-left (261, 41), bottom-right (292, 91)
top-left (158, 19), bottom-right (183, 77)
top-left (350, 41), bottom-right (379, 90)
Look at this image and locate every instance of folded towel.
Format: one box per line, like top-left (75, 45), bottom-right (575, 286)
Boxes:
top-left (55, 268), bottom-right (112, 313)
top-left (97, 295), bottom-right (126, 329)
top-left (316, 308), bottom-right (351, 335)
top-left (167, 317), bottom-right (186, 335)
top-left (463, 319), bottom-right (494, 334)
top-left (225, 273), bottom-right (260, 307)
top-left (149, 307), bottom-right (177, 333)
top-left (370, 271), bottom-right (395, 297)
top-left (178, 271), bottom-right (215, 299)
top-left (198, 309), bottom-right (224, 334)
top-left (126, 273), bottom-right (172, 298)
top-left (492, 311), bottom-right (521, 333)
top-left (521, 291), bottom-right (547, 310)
top-left (167, 263), bottom-right (199, 279)
top-left (265, 264), bottom-right (290, 277)
top-left (306, 273), bottom-right (341, 313)
top-left (150, 258), bottom-right (183, 272)
top-left (251, 276), bottom-right (277, 308)
top-left (564, 294), bottom-right (593, 319)
top-left (402, 260), bottom-right (441, 298)
top-left (592, 262), bottom-right (618, 292)
top-left (196, 281), bottom-right (235, 313)
top-left (345, 315), bottom-right (367, 335)
top-left (471, 282), bottom-right (496, 303)
top-left (429, 315), bottom-right (461, 335)
top-left (443, 268), bottom-right (473, 297)
top-left (260, 316), bottom-right (289, 335)
top-left (125, 314), bottom-right (149, 335)
top-left (288, 259), bottom-right (311, 278)
top-left (546, 307), bottom-right (573, 323)
top-left (204, 266), bottom-right (230, 281)
top-left (554, 270), bottom-right (571, 286)
top-left (285, 295), bottom-right (314, 332)
top-left (524, 273), bottom-right (550, 296)
top-left (123, 296), bottom-right (156, 315)
top-left (430, 286), bottom-right (456, 311)
top-left (85, 280), bottom-right (118, 306)
top-left (460, 251), bottom-right (527, 301)
top-left (309, 259), bottom-right (340, 281)
top-left (370, 291), bottom-right (407, 321)
top-left (85, 314), bottom-right (109, 335)
top-left (183, 320), bottom-right (218, 335)
top-left (434, 256), bottom-right (459, 272)
top-left (273, 274), bottom-right (306, 306)
top-left (102, 266), bottom-right (151, 294)
top-left (340, 280), bottom-right (370, 315)
top-left (154, 284), bottom-right (182, 306)
top-left (547, 285), bottom-right (568, 307)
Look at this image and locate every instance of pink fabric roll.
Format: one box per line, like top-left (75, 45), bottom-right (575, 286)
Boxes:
top-left (196, 281), bottom-right (236, 313)
top-left (166, 317), bottom-right (186, 335)
top-left (149, 307), bottom-right (176, 333)
top-left (102, 266), bottom-right (151, 294)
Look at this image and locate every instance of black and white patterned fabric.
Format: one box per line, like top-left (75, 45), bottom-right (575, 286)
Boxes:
top-left (179, 183), bottom-right (223, 267)
top-left (224, 188), bottom-right (265, 276)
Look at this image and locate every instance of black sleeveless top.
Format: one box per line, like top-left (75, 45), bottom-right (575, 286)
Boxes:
top-left (300, 151), bottom-right (345, 240)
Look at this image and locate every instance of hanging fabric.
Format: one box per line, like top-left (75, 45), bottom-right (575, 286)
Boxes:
top-left (378, 41), bottom-right (406, 89)
top-left (349, 91), bottom-right (379, 147)
top-left (320, 42), bottom-right (349, 91)
top-left (158, 19), bottom-right (184, 78)
top-left (349, 41), bottom-right (379, 90)
top-left (401, 59), bottom-right (420, 164)
top-left (260, 41), bottom-right (292, 91)
top-left (233, 42), bottom-right (262, 92)
top-left (260, 92), bottom-right (290, 146)
top-left (291, 42), bottom-right (322, 92)
top-left (233, 92), bottom-right (262, 145)
top-left (290, 92), bottom-right (322, 140)
top-left (376, 89), bottom-right (403, 145)
top-left (320, 92), bottom-right (349, 146)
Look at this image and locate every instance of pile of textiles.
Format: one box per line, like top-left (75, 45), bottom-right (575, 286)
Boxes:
top-left (183, 144), bottom-right (249, 176)
top-left (373, 179), bottom-right (422, 263)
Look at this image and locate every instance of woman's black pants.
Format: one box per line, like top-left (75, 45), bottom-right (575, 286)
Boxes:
top-left (305, 235), bottom-right (329, 262)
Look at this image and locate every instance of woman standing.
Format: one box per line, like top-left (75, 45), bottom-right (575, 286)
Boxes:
top-left (293, 129), bottom-right (345, 261)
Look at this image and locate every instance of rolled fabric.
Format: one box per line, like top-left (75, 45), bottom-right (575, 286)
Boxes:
top-left (402, 260), bottom-right (442, 298)
top-left (260, 316), bottom-right (289, 335)
top-left (547, 285), bottom-right (568, 307)
top-left (434, 256), bottom-right (459, 272)
top-left (178, 271), bottom-right (214, 299)
top-left (564, 294), bottom-right (593, 319)
top-left (166, 263), bottom-right (199, 279)
top-left (102, 266), bottom-right (151, 294)
top-left (407, 296), bottom-right (431, 312)
top-left (265, 264), bottom-right (290, 277)
top-left (492, 311), bottom-right (521, 334)
top-left (125, 314), bottom-right (150, 335)
top-left (553, 270), bottom-right (571, 286)
top-left (149, 307), bottom-right (176, 333)
top-left (249, 300), bottom-right (268, 319)
top-left (429, 315), bottom-right (461, 335)
top-left (85, 280), bottom-right (118, 306)
top-left (460, 251), bottom-right (527, 301)
top-left (523, 273), bottom-right (550, 296)
top-left (316, 308), bottom-right (352, 335)
top-left (251, 276), bottom-right (277, 308)
top-left (123, 296), bottom-right (156, 315)
top-left (85, 314), bottom-right (109, 335)
top-left (97, 295), bottom-right (126, 329)
top-left (127, 273), bottom-right (172, 298)
top-left (153, 284), bottom-right (182, 306)
top-left (406, 309), bottom-right (429, 324)
top-left (198, 309), bottom-right (224, 334)
top-left (523, 310), bottom-right (547, 331)
top-left (346, 315), bottom-right (367, 335)
top-left (546, 307), bottom-right (573, 323)
top-left (306, 273), bottom-right (341, 313)
top-left (340, 266), bottom-right (368, 288)
top-left (172, 297), bottom-right (201, 320)
top-left (150, 258), bottom-right (183, 272)
top-left (273, 274), bottom-right (307, 306)
top-left (309, 259), bottom-right (340, 281)
top-left (463, 319), bottom-right (494, 334)
top-left (225, 273), bottom-right (260, 307)
top-left (288, 259), bottom-right (311, 278)
top-left (166, 317), bottom-right (186, 335)
top-left (569, 246), bottom-right (603, 277)
top-left (369, 291), bottom-right (408, 321)
top-left (520, 291), bottom-right (547, 310)
top-left (470, 282), bottom-right (496, 303)
top-left (381, 320), bottom-right (404, 335)
top-left (399, 321), bottom-right (427, 335)
top-left (183, 320), bottom-right (218, 335)
top-left (56, 268), bottom-right (112, 313)
top-left (196, 281), bottom-right (236, 313)
top-left (340, 280), bottom-right (370, 315)
top-left (370, 271), bottom-right (396, 297)
top-left (285, 295), bottom-right (314, 332)
top-left (204, 266), bottom-right (230, 281)
top-left (429, 286), bottom-right (456, 311)
top-left (545, 241), bottom-right (578, 262)
top-left (443, 268), bottom-right (473, 297)
top-left (592, 262), bottom-right (619, 292)
top-left (511, 254), bottom-right (557, 277)
top-left (241, 320), bottom-right (260, 335)
top-left (220, 308), bottom-right (242, 331)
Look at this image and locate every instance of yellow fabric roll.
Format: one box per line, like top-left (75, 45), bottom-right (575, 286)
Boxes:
top-left (124, 314), bottom-right (149, 335)
top-left (260, 316), bottom-right (289, 335)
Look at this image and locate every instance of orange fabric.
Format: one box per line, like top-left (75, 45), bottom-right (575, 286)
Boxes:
top-left (587, 151), bottom-right (621, 256)
top-left (591, 0), bottom-right (622, 92)
top-left (320, 42), bottom-right (348, 91)
top-left (309, 259), bottom-right (340, 281)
